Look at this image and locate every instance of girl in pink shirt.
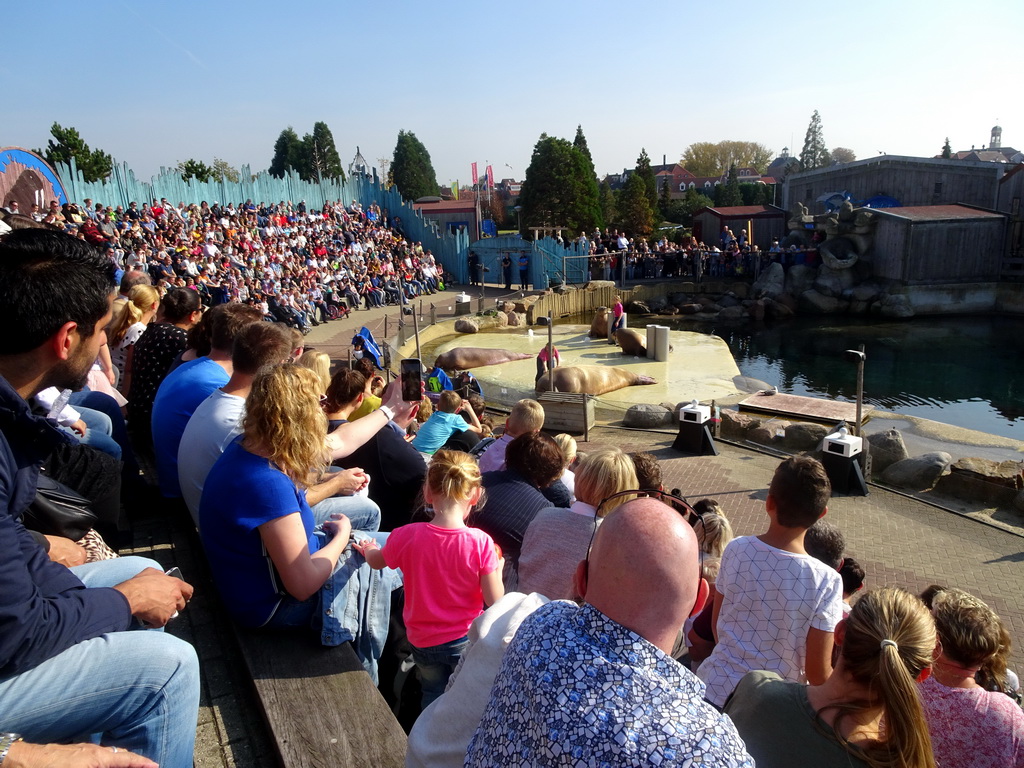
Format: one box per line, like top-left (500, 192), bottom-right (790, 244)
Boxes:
top-left (356, 450), bottom-right (503, 709)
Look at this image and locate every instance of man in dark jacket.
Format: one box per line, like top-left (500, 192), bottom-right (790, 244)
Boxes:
top-left (0, 228), bottom-right (199, 766)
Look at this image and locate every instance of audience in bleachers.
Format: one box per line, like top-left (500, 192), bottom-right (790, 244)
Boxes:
top-left (3, 208), bottom-right (1022, 767)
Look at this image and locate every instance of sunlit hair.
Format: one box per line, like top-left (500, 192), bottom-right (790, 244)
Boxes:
top-left (297, 350), bottom-right (332, 392)
top-left (109, 284), bottom-right (160, 344)
top-left (427, 449), bottom-right (483, 507)
top-left (438, 390), bottom-right (462, 413)
top-left (574, 448), bottom-right (637, 515)
top-left (416, 396), bottom-right (434, 423)
top-left (931, 588), bottom-right (1002, 670)
top-left (508, 398), bottom-right (544, 434)
top-left (830, 587), bottom-right (936, 768)
top-left (695, 512), bottom-right (733, 559)
top-left (323, 368), bottom-right (365, 413)
top-left (628, 451), bottom-right (661, 491)
top-left (242, 364), bottom-right (328, 487)
top-left (553, 433), bottom-right (577, 467)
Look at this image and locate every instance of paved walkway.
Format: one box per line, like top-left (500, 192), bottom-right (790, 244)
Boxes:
top-left (125, 282), bottom-right (1024, 766)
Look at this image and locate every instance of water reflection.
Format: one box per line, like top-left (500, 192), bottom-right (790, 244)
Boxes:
top-left (658, 315), bottom-right (1024, 440)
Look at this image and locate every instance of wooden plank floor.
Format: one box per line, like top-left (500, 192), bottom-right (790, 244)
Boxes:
top-left (738, 391), bottom-right (873, 427)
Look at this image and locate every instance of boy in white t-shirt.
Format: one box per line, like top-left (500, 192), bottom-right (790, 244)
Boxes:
top-left (696, 456), bottom-right (843, 707)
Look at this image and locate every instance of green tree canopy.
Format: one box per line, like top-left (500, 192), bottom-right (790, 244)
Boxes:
top-left (302, 121), bottom-right (344, 182)
top-left (942, 137), bottom-right (952, 159)
top-left (35, 123), bottom-right (113, 183)
top-left (392, 130), bottom-right (439, 201)
top-left (573, 124), bottom-right (593, 167)
top-left (659, 176), bottom-right (673, 220)
top-left (518, 133), bottom-right (602, 237)
top-left (617, 172), bottom-right (655, 237)
top-left (211, 158), bottom-right (241, 183)
top-left (177, 159), bottom-right (213, 183)
top-left (635, 148), bottom-right (658, 214)
top-left (269, 127), bottom-right (303, 178)
top-left (714, 164), bottom-right (743, 207)
top-left (831, 147), bottom-right (856, 164)
top-left (800, 110), bottom-right (830, 171)
top-left (681, 140), bottom-right (774, 177)
top-left (599, 179), bottom-right (616, 228)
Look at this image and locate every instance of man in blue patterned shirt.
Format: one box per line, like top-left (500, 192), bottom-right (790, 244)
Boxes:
top-left (465, 497), bottom-right (753, 767)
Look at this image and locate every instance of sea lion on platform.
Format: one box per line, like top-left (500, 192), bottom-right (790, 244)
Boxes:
top-left (434, 347), bottom-right (533, 371)
top-left (536, 365), bottom-right (656, 395)
top-left (614, 328), bottom-right (647, 356)
top-left (589, 306), bottom-right (609, 338)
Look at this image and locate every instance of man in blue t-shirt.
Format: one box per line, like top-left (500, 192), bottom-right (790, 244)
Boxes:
top-left (411, 391), bottom-right (482, 455)
top-left (151, 303), bottom-right (263, 498)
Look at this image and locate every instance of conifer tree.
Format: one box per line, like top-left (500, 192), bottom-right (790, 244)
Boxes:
top-left (302, 122), bottom-right (345, 182)
top-left (617, 172), bottom-right (655, 236)
top-left (799, 110), bottom-right (830, 171)
top-left (35, 123), bottom-right (113, 182)
top-left (391, 130), bottom-right (440, 201)
top-left (942, 137), bottom-right (952, 159)
top-left (269, 127), bottom-right (303, 178)
top-left (518, 133), bottom-right (602, 237)
top-left (636, 148), bottom-right (658, 213)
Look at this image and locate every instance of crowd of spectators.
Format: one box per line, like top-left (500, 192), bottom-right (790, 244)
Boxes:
top-left (0, 209), bottom-right (1021, 767)
top-left (570, 225), bottom-right (819, 284)
top-left (6, 195), bottom-right (446, 334)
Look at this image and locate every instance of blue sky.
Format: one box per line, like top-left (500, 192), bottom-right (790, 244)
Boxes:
top-left (3, 0), bottom-right (1020, 185)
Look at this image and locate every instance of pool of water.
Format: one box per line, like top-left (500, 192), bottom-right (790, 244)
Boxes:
top-left (653, 314), bottom-right (1024, 442)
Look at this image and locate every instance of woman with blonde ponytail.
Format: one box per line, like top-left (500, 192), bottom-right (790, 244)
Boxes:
top-left (356, 450), bottom-right (504, 710)
top-left (110, 284), bottom-right (160, 392)
top-left (725, 587), bottom-right (937, 768)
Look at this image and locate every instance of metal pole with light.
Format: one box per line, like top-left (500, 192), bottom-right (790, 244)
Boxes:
top-left (844, 345), bottom-right (866, 436)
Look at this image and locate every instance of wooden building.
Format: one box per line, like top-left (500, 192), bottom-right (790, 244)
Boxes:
top-left (998, 164), bottom-right (1024, 275)
top-left (692, 205), bottom-right (787, 250)
top-left (871, 205), bottom-right (1006, 284)
top-left (411, 198), bottom-right (482, 242)
top-left (783, 156), bottom-right (1003, 214)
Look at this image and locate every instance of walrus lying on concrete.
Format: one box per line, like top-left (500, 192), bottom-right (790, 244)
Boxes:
top-left (535, 365), bottom-right (656, 395)
top-left (435, 346), bottom-right (533, 370)
top-left (614, 328), bottom-right (647, 356)
top-left (614, 328), bottom-right (673, 356)
top-left (588, 307), bottom-right (609, 338)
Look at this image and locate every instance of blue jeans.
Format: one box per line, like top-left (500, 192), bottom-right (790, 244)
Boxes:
top-left (311, 494), bottom-right (381, 533)
top-left (0, 557), bottom-right (200, 768)
top-left (69, 405), bottom-right (122, 461)
top-left (412, 634), bottom-right (469, 710)
top-left (266, 531), bottom-right (399, 685)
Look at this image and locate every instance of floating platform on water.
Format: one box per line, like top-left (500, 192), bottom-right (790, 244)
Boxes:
top-left (739, 391), bottom-right (873, 428)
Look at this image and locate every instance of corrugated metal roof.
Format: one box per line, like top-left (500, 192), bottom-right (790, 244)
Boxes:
top-left (701, 205), bottom-right (784, 217)
top-left (873, 205), bottom-right (1004, 221)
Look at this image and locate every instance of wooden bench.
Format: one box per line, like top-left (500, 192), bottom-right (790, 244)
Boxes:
top-left (233, 627), bottom-right (407, 768)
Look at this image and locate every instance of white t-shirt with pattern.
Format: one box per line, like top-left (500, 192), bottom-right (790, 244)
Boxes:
top-left (696, 535), bottom-right (843, 707)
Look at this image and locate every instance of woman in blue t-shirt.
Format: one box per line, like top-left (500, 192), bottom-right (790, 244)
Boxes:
top-left (199, 364), bottom-right (358, 628)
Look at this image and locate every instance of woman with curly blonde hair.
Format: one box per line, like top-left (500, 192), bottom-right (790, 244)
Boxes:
top-left (919, 588), bottom-right (1024, 768)
top-left (199, 363), bottom-right (354, 631)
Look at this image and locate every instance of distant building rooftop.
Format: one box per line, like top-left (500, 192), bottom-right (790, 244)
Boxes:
top-left (872, 205), bottom-right (1004, 221)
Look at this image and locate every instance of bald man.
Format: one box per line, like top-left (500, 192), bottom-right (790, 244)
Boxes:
top-left (465, 498), bottom-right (753, 767)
